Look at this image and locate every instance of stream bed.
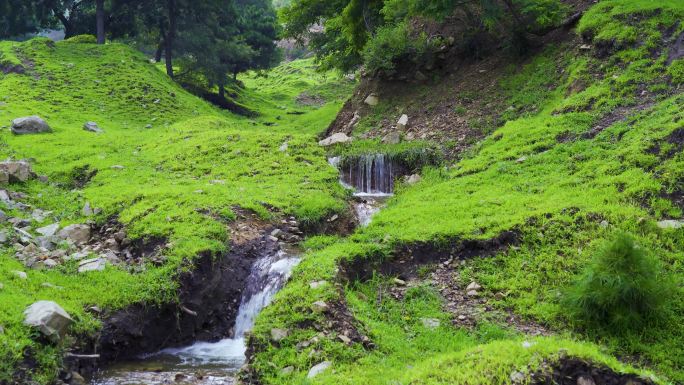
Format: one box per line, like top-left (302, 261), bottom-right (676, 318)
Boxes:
top-left (90, 247), bottom-right (301, 385)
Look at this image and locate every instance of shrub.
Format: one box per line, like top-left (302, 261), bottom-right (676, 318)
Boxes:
top-left (65, 34), bottom-right (97, 44)
top-left (363, 21), bottom-right (436, 74)
top-left (564, 232), bottom-right (672, 334)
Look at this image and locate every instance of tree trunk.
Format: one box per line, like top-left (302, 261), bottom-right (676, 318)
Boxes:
top-left (154, 41), bottom-right (164, 63)
top-left (96, 0), bottom-right (105, 44)
top-left (165, 0), bottom-right (176, 78)
top-left (54, 10), bottom-right (75, 39)
top-left (218, 84), bottom-right (225, 99)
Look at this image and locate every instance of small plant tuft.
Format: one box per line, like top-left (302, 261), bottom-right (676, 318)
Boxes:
top-left (564, 232), bottom-right (672, 334)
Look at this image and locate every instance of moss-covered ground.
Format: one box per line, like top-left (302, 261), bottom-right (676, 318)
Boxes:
top-left (248, 1), bottom-right (684, 384)
top-left (0, 38), bottom-right (354, 382)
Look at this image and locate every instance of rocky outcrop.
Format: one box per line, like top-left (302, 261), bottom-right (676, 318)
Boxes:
top-left (11, 116), bottom-right (52, 135)
top-left (23, 301), bottom-right (73, 342)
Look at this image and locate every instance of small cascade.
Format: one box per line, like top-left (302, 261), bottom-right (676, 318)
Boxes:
top-left (91, 247), bottom-right (300, 385)
top-left (330, 154), bottom-right (399, 196)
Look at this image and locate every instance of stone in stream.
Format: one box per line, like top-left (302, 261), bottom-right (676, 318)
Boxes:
top-left (11, 116), bottom-right (52, 135)
top-left (318, 132), bottom-right (352, 146)
top-left (57, 224), bottom-right (91, 245)
top-left (23, 300), bottom-right (73, 342)
top-left (307, 361), bottom-right (332, 379)
top-left (83, 121), bottom-right (103, 133)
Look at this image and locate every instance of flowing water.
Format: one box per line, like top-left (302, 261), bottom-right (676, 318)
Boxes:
top-left (91, 247), bottom-right (301, 385)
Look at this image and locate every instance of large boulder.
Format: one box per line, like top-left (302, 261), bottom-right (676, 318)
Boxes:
top-left (319, 133), bottom-right (352, 147)
top-left (23, 301), bottom-right (73, 342)
top-left (57, 224), bottom-right (91, 245)
top-left (11, 116), bottom-right (52, 135)
top-left (0, 160), bottom-right (33, 183)
top-left (307, 361), bottom-right (332, 379)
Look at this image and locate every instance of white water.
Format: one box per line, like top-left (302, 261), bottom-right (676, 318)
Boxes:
top-left (329, 154), bottom-right (396, 195)
top-left (92, 248), bottom-right (300, 384)
top-left (161, 251), bottom-right (300, 365)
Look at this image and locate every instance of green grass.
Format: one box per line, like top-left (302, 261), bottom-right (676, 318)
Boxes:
top-left (249, 1), bottom-right (684, 383)
top-left (0, 38), bottom-right (354, 382)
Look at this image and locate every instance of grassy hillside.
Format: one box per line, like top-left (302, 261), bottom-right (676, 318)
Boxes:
top-left (248, 1), bottom-right (684, 384)
top-left (0, 38), bottom-right (354, 382)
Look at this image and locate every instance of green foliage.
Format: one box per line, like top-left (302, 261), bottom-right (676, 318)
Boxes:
top-left (64, 34), bottom-right (97, 44)
top-left (0, 39), bottom-right (353, 382)
top-left (564, 233), bottom-right (673, 334)
top-left (362, 21), bottom-right (435, 73)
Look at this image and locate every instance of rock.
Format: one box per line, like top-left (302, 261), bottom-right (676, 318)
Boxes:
top-left (57, 224), bottom-right (90, 245)
top-left (12, 270), bottom-right (27, 279)
top-left (78, 258), bottom-right (106, 273)
top-left (281, 366), bottom-right (294, 375)
top-left (35, 236), bottom-right (59, 251)
top-left (270, 229), bottom-right (282, 238)
top-left (23, 301), bottom-right (72, 342)
top-left (41, 282), bottom-right (63, 290)
top-left (364, 94), bottom-right (379, 106)
top-left (657, 219), bottom-right (684, 229)
top-left (396, 114), bottom-right (409, 130)
top-left (270, 328), bottom-right (289, 342)
top-left (9, 217), bottom-right (31, 228)
top-left (0, 160), bottom-right (33, 182)
top-left (577, 376), bottom-right (596, 385)
top-left (309, 280), bottom-right (327, 289)
top-left (510, 371), bottom-right (526, 383)
top-left (405, 174), bottom-right (421, 185)
top-left (579, 44), bottom-right (592, 50)
top-left (338, 334), bottom-right (351, 344)
top-left (312, 301), bottom-right (329, 313)
top-left (111, 165), bottom-right (125, 170)
top-left (382, 131), bottom-right (401, 145)
top-left (36, 223), bottom-right (60, 237)
top-left (599, 220), bottom-right (609, 228)
top-left (103, 238), bottom-right (120, 252)
top-left (31, 209), bottom-right (51, 222)
top-left (101, 250), bottom-right (121, 264)
top-left (516, 156), bottom-right (527, 163)
top-left (0, 210), bottom-right (6, 222)
top-left (393, 277), bottom-right (406, 286)
top-left (307, 361), bottom-right (332, 379)
top-left (83, 122), bottom-right (103, 133)
top-left (415, 71), bottom-right (428, 81)
top-left (466, 290), bottom-right (479, 297)
top-left (82, 202), bottom-right (93, 216)
top-left (11, 116), bottom-right (52, 135)
top-left (279, 142), bottom-right (288, 152)
top-left (70, 372), bottom-right (87, 385)
top-left (0, 190), bottom-right (10, 202)
top-left (319, 133), bottom-right (352, 146)
top-left (466, 281), bottom-right (482, 291)
top-left (421, 318), bottom-right (440, 329)
top-left (0, 230), bottom-right (10, 243)
top-left (37, 259), bottom-right (59, 269)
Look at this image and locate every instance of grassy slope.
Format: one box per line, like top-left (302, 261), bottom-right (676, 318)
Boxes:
top-left (249, 1), bottom-right (684, 384)
top-left (0, 39), bottom-right (354, 382)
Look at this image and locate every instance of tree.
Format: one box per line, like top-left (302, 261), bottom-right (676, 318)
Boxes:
top-left (0, 1), bottom-right (43, 38)
top-left (96, 0), bottom-right (105, 43)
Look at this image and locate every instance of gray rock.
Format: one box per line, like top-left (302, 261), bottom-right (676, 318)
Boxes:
top-left (82, 202), bottom-right (93, 216)
top-left (9, 217), bottom-right (31, 228)
top-left (36, 223), bottom-right (60, 237)
top-left (23, 301), bottom-right (72, 342)
top-left (36, 259), bottom-right (59, 269)
top-left (35, 236), bottom-right (59, 251)
top-left (510, 371), bottom-right (526, 383)
top-left (11, 116), bottom-right (52, 135)
top-left (393, 277), bottom-right (406, 286)
top-left (415, 71), bottom-right (428, 81)
top-left (78, 257), bottom-right (105, 273)
top-left (382, 132), bottom-right (401, 145)
top-left (577, 376), bottom-right (596, 385)
top-left (466, 281), bottom-right (482, 291)
top-left (307, 361), bottom-right (332, 379)
top-left (0, 230), bottom-right (10, 243)
top-left (466, 290), bottom-right (479, 297)
top-left (657, 219), bottom-right (684, 229)
top-left (397, 114), bottom-right (409, 130)
top-left (0, 209), bottom-right (7, 222)
top-left (70, 372), bottom-right (87, 385)
top-left (281, 366), bottom-right (294, 375)
top-left (309, 280), bottom-right (328, 289)
top-left (111, 165), bottom-right (125, 170)
top-left (312, 301), bottom-right (329, 313)
top-left (270, 328), bottom-right (289, 342)
top-left (364, 94), bottom-right (379, 106)
top-left (405, 174), bottom-right (421, 185)
top-left (32, 209), bottom-right (51, 222)
top-left (421, 318), bottom-right (441, 329)
top-left (12, 270), bottom-right (27, 279)
top-left (338, 334), bottom-right (351, 344)
top-left (0, 190), bottom-right (10, 202)
top-left (0, 160), bottom-right (33, 182)
top-left (83, 122), bottom-right (103, 133)
top-left (319, 133), bottom-right (352, 146)
top-left (279, 142), bottom-right (288, 152)
top-left (57, 224), bottom-right (90, 245)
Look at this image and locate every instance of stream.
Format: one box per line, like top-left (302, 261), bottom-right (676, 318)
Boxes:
top-left (90, 154), bottom-right (396, 384)
top-left (91, 247), bottom-right (301, 385)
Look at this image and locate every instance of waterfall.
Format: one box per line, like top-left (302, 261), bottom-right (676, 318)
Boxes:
top-left (159, 249), bottom-right (300, 365)
top-left (331, 154), bottom-right (396, 196)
